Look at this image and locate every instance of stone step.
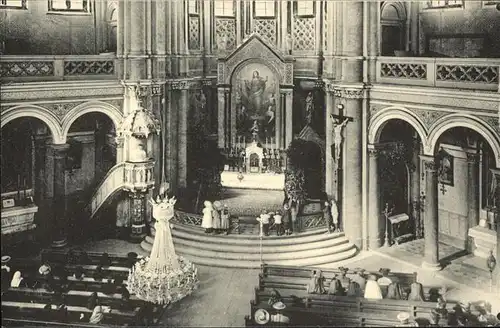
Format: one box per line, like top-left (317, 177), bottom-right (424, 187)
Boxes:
top-left (141, 222), bottom-right (358, 268)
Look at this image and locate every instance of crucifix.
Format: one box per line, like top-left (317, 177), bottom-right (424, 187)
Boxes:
top-left (330, 106), bottom-right (354, 166)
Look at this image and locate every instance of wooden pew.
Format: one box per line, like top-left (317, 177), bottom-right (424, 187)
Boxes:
top-left (260, 264), bottom-right (417, 288)
top-left (3, 287), bottom-right (142, 310)
top-left (2, 300), bottom-right (140, 326)
top-left (41, 249), bottom-right (138, 268)
top-left (1, 318), bottom-right (103, 327)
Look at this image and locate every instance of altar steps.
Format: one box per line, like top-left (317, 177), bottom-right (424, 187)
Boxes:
top-left (140, 223), bottom-right (358, 269)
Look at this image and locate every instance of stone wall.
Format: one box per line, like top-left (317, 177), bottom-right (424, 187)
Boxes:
top-left (420, 2), bottom-right (500, 57)
top-left (0, 1), bottom-right (108, 55)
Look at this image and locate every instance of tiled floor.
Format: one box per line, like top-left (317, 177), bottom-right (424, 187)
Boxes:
top-left (79, 238), bottom-right (500, 326)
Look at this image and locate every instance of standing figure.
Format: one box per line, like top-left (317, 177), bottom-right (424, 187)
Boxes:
top-left (407, 282), bottom-right (425, 301)
top-left (351, 268), bottom-right (367, 292)
top-left (290, 202), bottom-right (298, 234)
top-left (220, 205), bottom-right (230, 235)
top-left (364, 275), bottom-right (383, 300)
top-left (274, 210), bottom-right (283, 236)
top-left (338, 267), bottom-right (351, 290)
top-left (201, 201), bottom-right (213, 233)
top-left (314, 269), bottom-right (326, 294)
top-left (282, 204), bottom-right (291, 235)
top-left (331, 117), bottom-right (350, 164)
top-left (323, 201), bottom-right (334, 233)
top-left (212, 201), bottom-right (222, 233)
top-left (331, 199), bottom-right (340, 232)
top-left (245, 70), bottom-right (268, 114)
top-left (307, 270), bottom-right (318, 294)
top-left (305, 92), bottom-right (314, 125)
top-left (258, 210), bottom-right (271, 236)
top-left (346, 281), bottom-right (363, 297)
top-left (327, 274), bottom-right (345, 296)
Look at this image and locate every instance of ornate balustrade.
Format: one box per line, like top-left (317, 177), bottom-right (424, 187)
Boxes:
top-left (0, 55), bottom-right (116, 82)
top-left (173, 211), bottom-right (203, 226)
top-left (123, 161), bottom-right (155, 193)
top-left (376, 57), bottom-right (500, 91)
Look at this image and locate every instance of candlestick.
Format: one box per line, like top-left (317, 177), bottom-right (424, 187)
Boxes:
top-left (23, 178), bottom-right (27, 200)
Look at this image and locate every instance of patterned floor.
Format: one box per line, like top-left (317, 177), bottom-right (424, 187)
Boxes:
top-left (375, 239), bottom-right (495, 293)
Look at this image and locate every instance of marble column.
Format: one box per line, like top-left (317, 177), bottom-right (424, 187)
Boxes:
top-left (366, 0), bottom-right (380, 83)
top-left (167, 88), bottom-right (179, 191)
top-left (116, 0), bottom-right (125, 77)
top-left (421, 155), bottom-right (441, 271)
top-left (324, 88), bottom-right (334, 199)
top-left (410, 139), bottom-right (422, 238)
top-left (285, 90), bottom-right (293, 148)
top-left (492, 168), bottom-right (500, 293)
top-left (128, 0), bottom-right (146, 81)
top-left (50, 143), bottom-right (69, 248)
top-left (341, 89), bottom-right (364, 248)
top-left (129, 192), bottom-right (146, 242)
top-left (218, 88), bottom-right (227, 148)
top-left (368, 145), bottom-right (381, 249)
top-left (466, 153), bottom-right (480, 229)
top-left (178, 89), bottom-right (188, 188)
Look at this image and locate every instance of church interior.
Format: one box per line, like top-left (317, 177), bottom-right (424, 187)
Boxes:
top-left (1, 0), bottom-right (500, 326)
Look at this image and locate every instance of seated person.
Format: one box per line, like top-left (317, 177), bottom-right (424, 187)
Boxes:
top-left (10, 271), bottom-right (27, 288)
top-left (120, 286), bottom-right (131, 308)
top-left (428, 308), bottom-right (441, 327)
top-left (93, 266), bottom-right (104, 281)
top-left (268, 289), bottom-right (282, 306)
top-left (271, 302), bottom-right (290, 325)
top-left (57, 303), bottom-right (69, 323)
top-left (73, 265), bottom-right (85, 280)
top-left (407, 282), bottom-right (425, 301)
top-left (89, 305), bottom-right (104, 324)
top-left (395, 312), bottom-right (418, 327)
top-left (100, 253), bottom-right (111, 267)
top-left (338, 267), bottom-right (351, 290)
top-left (351, 268), bottom-right (367, 292)
top-left (127, 252), bottom-right (138, 268)
top-left (328, 278), bottom-right (346, 296)
top-left (87, 291), bottom-right (99, 310)
top-left (377, 268), bottom-right (393, 297)
top-left (435, 297), bottom-right (448, 317)
top-left (346, 281), bottom-right (362, 297)
top-left (386, 282), bottom-right (404, 300)
top-left (364, 275), bottom-right (383, 300)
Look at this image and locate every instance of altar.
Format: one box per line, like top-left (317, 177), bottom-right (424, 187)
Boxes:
top-left (221, 171), bottom-right (285, 190)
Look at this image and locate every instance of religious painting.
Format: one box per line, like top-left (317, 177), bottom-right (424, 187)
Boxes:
top-left (438, 151), bottom-right (454, 186)
top-left (233, 63), bottom-right (277, 143)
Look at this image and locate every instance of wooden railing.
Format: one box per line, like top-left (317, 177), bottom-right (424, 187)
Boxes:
top-left (0, 54), bottom-right (117, 82)
top-left (376, 57), bottom-right (500, 91)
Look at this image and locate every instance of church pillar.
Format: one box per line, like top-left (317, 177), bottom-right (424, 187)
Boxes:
top-left (115, 136), bottom-right (124, 164)
top-left (129, 192), bottom-right (147, 242)
top-left (410, 138), bottom-right (422, 238)
top-left (284, 89), bottom-right (293, 148)
top-left (421, 155), bottom-right (441, 271)
top-left (50, 143), bottom-right (69, 248)
top-left (368, 145), bottom-right (381, 249)
top-left (217, 87), bottom-right (227, 149)
top-left (324, 84), bottom-right (335, 199)
top-left (128, 0), bottom-right (146, 81)
top-left (178, 89), bottom-right (188, 188)
top-left (116, 0), bottom-right (125, 78)
top-left (167, 87), bottom-right (179, 192)
top-left (492, 168), bottom-right (500, 293)
top-left (466, 153), bottom-right (480, 229)
top-left (366, 1), bottom-right (380, 83)
top-left (339, 88), bottom-right (364, 248)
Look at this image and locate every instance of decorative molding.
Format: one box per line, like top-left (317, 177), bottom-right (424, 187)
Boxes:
top-left (0, 61), bottom-right (54, 78)
top-left (333, 88), bottom-right (342, 98)
top-left (368, 147), bottom-right (380, 158)
top-left (466, 153), bottom-right (481, 163)
top-left (413, 108), bottom-right (448, 130)
top-left (422, 158), bottom-right (438, 172)
top-left (343, 88), bottom-right (365, 99)
top-left (167, 80), bottom-right (202, 90)
top-left (46, 102), bottom-right (83, 120)
top-left (477, 114), bottom-right (500, 136)
top-left (104, 99), bottom-right (123, 111)
top-left (284, 63), bottom-right (294, 85)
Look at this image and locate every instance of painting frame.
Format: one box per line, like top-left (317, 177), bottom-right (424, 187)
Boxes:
top-left (438, 151), bottom-right (454, 186)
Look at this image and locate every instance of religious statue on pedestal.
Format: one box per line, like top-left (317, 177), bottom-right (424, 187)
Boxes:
top-left (305, 92), bottom-right (314, 125)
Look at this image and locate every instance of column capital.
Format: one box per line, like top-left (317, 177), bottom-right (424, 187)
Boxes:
top-left (50, 143), bottom-right (70, 158)
top-left (420, 155), bottom-right (438, 172)
top-left (466, 152), bottom-right (481, 164)
top-left (329, 84), bottom-right (366, 99)
top-left (491, 168), bottom-right (500, 179)
top-left (367, 145), bottom-right (380, 158)
top-left (115, 136), bottom-right (125, 148)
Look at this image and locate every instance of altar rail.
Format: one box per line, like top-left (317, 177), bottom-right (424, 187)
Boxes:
top-left (0, 55), bottom-right (117, 82)
top-left (376, 57), bottom-right (500, 91)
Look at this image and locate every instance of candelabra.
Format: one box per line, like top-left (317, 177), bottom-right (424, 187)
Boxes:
top-left (383, 203), bottom-right (395, 247)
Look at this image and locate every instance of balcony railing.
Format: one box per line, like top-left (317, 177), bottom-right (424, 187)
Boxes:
top-left (0, 54), bottom-right (117, 82)
top-left (376, 57), bottom-right (500, 91)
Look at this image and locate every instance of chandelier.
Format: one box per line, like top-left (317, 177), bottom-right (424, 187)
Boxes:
top-left (126, 196), bottom-right (199, 304)
top-left (119, 86), bottom-right (161, 139)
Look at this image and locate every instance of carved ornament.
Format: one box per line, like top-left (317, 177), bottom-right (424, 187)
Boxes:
top-left (422, 158), bottom-right (438, 172)
top-left (368, 147), bottom-right (380, 158)
top-left (342, 88), bottom-right (365, 99)
top-left (167, 80), bottom-right (201, 90)
top-left (47, 102), bottom-right (83, 120)
top-left (477, 115), bottom-right (500, 137)
top-left (466, 153), bottom-right (480, 163)
top-left (413, 109), bottom-right (448, 130)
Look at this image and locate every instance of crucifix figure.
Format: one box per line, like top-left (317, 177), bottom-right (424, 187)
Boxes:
top-left (330, 111), bottom-right (354, 165)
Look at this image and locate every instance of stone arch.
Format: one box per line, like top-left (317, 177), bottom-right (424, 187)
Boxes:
top-left (381, 1), bottom-right (407, 21)
top-left (1, 105), bottom-right (64, 143)
top-left (61, 101), bottom-right (123, 141)
top-left (368, 106), bottom-right (428, 146)
top-left (427, 114), bottom-right (500, 167)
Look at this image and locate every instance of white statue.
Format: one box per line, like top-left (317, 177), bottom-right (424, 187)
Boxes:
top-left (330, 199), bottom-right (340, 232)
top-left (331, 117), bottom-right (349, 163)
